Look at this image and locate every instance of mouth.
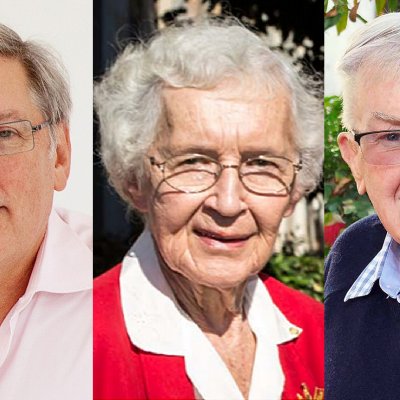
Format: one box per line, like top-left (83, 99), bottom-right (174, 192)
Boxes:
top-left (193, 228), bottom-right (253, 248)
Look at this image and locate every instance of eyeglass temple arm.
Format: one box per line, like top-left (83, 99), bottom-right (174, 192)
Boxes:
top-left (352, 131), bottom-right (363, 145)
top-left (149, 156), bottom-right (166, 171)
top-left (32, 121), bottom-right (51, 133)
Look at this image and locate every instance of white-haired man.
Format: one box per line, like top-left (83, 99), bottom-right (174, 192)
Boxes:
top-left (0, 25), bottom-right (92, 399)
top-left (325, 13), bottom-right (400, 400)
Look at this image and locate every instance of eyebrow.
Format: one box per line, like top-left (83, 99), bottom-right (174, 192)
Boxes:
top-left (160, 145), bottom-right (285, 159)
top-left (0, 110), bottom-right (23, 122)
top-left (371, 111), bottom-right (400, 125)
top-left (160, 146), bottom-right (217, 158)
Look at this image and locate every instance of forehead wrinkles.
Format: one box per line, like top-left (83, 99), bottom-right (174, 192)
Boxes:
top-left (163, 86), bottom-right (288, 129)
top-left (158, 85), bottom-right (294, 155)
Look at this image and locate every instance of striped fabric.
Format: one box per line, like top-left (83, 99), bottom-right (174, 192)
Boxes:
top-left (345, 233), bottom-right (400, 303)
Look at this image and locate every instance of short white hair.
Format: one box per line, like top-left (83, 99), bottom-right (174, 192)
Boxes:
top-left (338, 12), bottom-right (400, 129)
top-left (95, 18), bottom-right (323, 207)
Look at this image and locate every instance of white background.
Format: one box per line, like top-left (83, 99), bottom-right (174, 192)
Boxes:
top-left (0, 0), bottom-right (93, 215)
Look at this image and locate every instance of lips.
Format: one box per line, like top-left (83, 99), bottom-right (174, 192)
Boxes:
top-left (194, 228), bottom-right (252, 244)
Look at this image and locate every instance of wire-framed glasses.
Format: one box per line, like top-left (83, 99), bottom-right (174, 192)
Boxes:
top-left (149, 153), bottom-right (302, 195)
top-left (0, 120), bottom-right (50, 156)
top-left (353, 129), bottom-right (400, 165)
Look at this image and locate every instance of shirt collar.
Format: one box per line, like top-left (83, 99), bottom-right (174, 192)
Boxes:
top-left (120, 229), bottom-right (302, 355)
top-left (120, 229), bottom-right (302, 400)
top-left (25, 207), bottom-right (92, 295)
top-left (344, 233), bottom-right (400, 303)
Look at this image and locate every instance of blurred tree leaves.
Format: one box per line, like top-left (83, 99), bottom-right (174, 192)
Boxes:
top-left (267, 254), bottom-right (324, 302)
top-left (324, 96), bottom-right (374, 250)
top-left (158, 0), bottom-right (323, 73)
top-left (325, 0), bottom-right (399, 34)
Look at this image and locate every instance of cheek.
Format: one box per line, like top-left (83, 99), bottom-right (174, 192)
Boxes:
top-left (364, 170), bottom-right (400, 235)
top-left (0, 167), bottom-right (32, 205)
top-left (256, 197), bottom-right (291, 230)
top-left (149, 193), bottom-right (199, 231)
top-left (146, 193), bottom-right (203, 255)
top-left (254, 205), bottom-right (289, 260)
top-left (0, 162), bottom-right (54, 250)
top-left (365, 169), bottom-right (400, 203)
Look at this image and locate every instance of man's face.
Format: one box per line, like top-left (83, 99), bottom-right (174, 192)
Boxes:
top-left (339, 72), bottom-right (400, 243)
top-left (131, 81), bottom-right (299, 289)
top-left (0, 57), bottom-right (70, 271)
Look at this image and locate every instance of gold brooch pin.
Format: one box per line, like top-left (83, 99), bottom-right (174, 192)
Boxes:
top-left (296, 383), bottom-right (324, 400)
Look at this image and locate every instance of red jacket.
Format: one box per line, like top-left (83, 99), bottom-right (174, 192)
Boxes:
top-left (94, 264), bottom-right (323, 400)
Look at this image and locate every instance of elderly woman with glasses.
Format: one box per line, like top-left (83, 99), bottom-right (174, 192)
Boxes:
top-left (94, 19), bottom-right (323, 400)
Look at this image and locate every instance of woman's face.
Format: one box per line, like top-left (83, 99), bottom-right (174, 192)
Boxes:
top-left (133, 82), bottom-right (299, 289)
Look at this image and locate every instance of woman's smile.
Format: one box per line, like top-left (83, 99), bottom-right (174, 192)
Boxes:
top-left (193, 228), bottom-right (254, 250)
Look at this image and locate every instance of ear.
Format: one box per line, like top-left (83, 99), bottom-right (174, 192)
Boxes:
top-left (337, 132), bottom-right (366, 195)
top-left (127, 178), bottom-right (149, 213)
top-left (54, 122), bottom-right (71, 192)
top-left (284, 188), bottom-right (303, 217)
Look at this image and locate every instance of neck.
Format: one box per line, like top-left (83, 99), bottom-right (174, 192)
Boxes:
top-left (159, 261), bottom-right (248, 335)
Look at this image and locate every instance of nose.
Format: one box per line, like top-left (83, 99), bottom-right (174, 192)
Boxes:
top-left (203, 165), bottom-right (247, 217)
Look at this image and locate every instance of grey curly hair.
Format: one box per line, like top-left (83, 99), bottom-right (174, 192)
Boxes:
top-left (0, 24), bottom-right (71, 151)
top-left (95, 18), bottom-right (323, 207)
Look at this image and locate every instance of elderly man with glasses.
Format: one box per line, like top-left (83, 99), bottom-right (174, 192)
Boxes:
top-left (325, 13), bottom-right (400, 400)
top-left (0, 25), bottom-right (92, 399)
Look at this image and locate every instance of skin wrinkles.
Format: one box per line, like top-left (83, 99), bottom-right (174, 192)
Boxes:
top-left (0, 110), bottom-right (26, 123)
top-left (0, 57), bottom-right (70, 323)
top-left (339, 70), bottom-right (400, 243)
top-left (128, 79), bottom-right (300, 398)
top-left (371, 111), bottom-right (400, 125)
top-left (147, 85), bottom-right (296, 288)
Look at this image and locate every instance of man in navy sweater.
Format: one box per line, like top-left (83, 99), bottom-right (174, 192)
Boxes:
top-left (325, 13), bottom-right (400, 400)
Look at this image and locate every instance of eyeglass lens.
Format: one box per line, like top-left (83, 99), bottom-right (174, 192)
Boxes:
top-left (0, 120), bottom-right (35, 156)
top-left (161, 154), bottom-right (295, 194)
top-left (360, 131), bottom-right (400, 165)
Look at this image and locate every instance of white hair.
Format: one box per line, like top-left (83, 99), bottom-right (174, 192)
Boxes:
top-left (0, 24), bottom-right (71, 153)
top-left (338, 12), bottom-right (400, 129)
top-left (95, 18), bottom-right (323, 207)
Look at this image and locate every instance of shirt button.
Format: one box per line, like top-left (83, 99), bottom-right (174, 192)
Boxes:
top-left (289, 327), bottom-right (300, 336)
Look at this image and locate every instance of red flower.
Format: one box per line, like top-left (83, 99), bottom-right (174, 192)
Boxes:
top-left (324, 222), bottom-right (346, 247)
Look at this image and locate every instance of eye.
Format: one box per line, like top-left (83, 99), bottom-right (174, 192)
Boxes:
top-left (0, 128), bottom-right (14, 139)
top-left (384, 132), bottom-right (400, 141)
top-left (180, 156), bottom-right (210, 165)
top-left (168, 155), bottom-right (217, 174)
top-left (245, 157), bottom-right (280, 170)
top-left (174, 155), bottom-right (214, 169)
top-left (373, 131), bottom-right (400, 148)
top-left (248, 158), bottom-right (275, 166)
top-left (0, 128), bottom-right (16, 139)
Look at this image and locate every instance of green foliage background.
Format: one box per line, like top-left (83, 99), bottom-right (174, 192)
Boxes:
top-left (324, 96), bottom-right (374, 253)
top-left (267, 254), bottom-right (324, 302)
top-left (325, 0), bottom-right (400, 34)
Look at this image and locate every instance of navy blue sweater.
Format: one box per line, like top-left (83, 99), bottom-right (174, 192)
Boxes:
top-left (325, 215), bottom-right (400, 400)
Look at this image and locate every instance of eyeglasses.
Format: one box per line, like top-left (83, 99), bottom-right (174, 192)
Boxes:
top-left (0, 120), bottom-right (50, 156)
top-left (352, 129), bottom-right (400, 165)
top-left (149, 153), bottom-right (302, 195)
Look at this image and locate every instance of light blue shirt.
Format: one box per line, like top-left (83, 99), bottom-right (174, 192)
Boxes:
top-left (345, 233), bottom-right (400, 303)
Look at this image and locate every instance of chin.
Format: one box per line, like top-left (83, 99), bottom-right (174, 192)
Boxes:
top-left (390, 230), bottom-right (400, 244)
top-left (190, 260), bottom-right (260, 290)
top-left (380, 214), bottom-right (400, 244)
